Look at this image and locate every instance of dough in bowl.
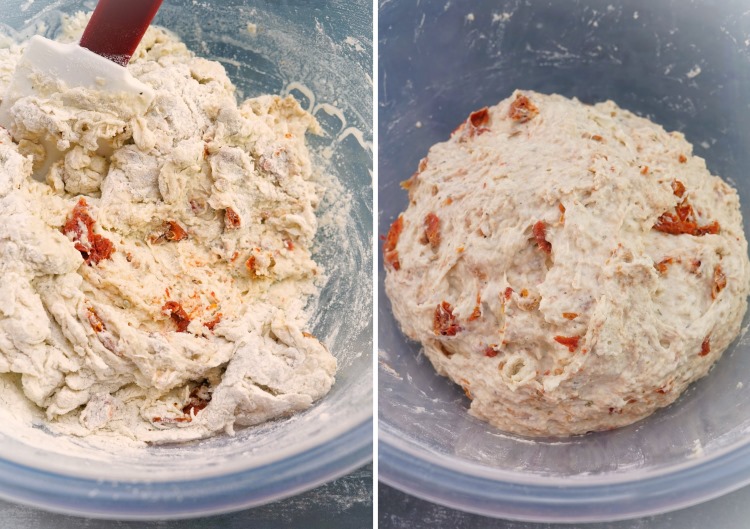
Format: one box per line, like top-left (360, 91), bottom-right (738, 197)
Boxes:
top-left (384, 90), bottom-right (750, 437)
top-left (0, 15), bottom-right (336, 444)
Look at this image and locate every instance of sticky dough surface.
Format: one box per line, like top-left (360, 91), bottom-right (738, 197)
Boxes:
top-left (0, 15), bottom-right (335, 444)
top-left (384, 90), bottom-right (750, 436)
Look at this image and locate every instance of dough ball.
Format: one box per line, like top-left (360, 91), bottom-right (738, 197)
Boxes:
top-left (384, 90), bottom-right (750, 437)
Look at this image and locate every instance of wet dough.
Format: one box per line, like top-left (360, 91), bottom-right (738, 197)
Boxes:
top-left (0, 15), bottom-right (335, 444)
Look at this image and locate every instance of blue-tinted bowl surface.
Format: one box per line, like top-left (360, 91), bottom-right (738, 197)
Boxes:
top-left (0, 0), bottom-right (372, 520)
top-left (379, 0), bottom-right (750, 522)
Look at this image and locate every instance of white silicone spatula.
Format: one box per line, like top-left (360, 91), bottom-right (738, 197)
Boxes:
top-left (0, 0), bottom-right (164, 176)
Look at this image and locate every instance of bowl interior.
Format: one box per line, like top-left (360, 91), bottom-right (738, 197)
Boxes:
top-left (379, 0), bottom-right (750, 480)
top-left (0, 0), bottom-right (372, 482)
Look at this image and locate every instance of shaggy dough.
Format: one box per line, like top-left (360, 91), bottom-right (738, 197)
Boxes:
top-left (0, 15), bottom-right (336, 444)
top-left (384, 90), bottom-right (750, 437)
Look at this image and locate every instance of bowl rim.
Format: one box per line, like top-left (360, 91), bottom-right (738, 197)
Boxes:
top-left (0, 414), bottom-right (372, 519)
top-left (379, 423), bottom-right (750, 522)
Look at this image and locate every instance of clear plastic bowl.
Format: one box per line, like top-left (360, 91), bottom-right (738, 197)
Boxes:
top-left (0, 0), bottom-right (372, 520)
top-left (378, 0), bottom-right (750, 522)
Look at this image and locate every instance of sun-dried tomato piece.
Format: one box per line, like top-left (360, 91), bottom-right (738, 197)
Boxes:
top-left (655, 257), bottom-right (674, 274)
top-left (679, 154), bottom-right (687, 163)
top-left (554, 335), bottom-right (580, 352)
top-left (653, 198), bottom-right (721, 236)
top-left (284, 239), bottom-right (294, 251)
top-left (484, 346), bottom-right (499, 357)
top-left (246, 255), bottom-right (258, 276)
top-left (150, 220), bottom-right (188, 244)
top-left (424, 212), bottom-right (441, 250)
top-left (508, 94), bottom-right (539, 123)
top-left (700, 336), bottom-right (711, 356)
top-left (87, 308), bottom-right (105, 332)
top-left (62, 198), bottom-right (115, 265)
top-left (504, 287), bottom-right (514, 301)
top-left (469, 107), bottom-right (489, 128)
top-left (468, 293), bottom-right (482, 321)
top-left (166, 221), bottom-right (187, 241)
top-left (225, 207), bottom-right (241, 230)
top-left (182, 382), bottom-right (212, 416)
top-left (671, 180), bottom-right (686, 198)
top-left (562, 312), bottom-right (578, 320)
top-left (532, 221), bottom-right (552, 254)
top-left (694, 221), bottom-right (720, 236)
top-left (653, 212), bottom-right (707, 235)
top-left (453, 107), bottom-right (491, 139)
top-left (712, 265), bottom-right (727, 299)
top-left (591, 134), bottom-right (604, 142)
top-left (90, 237), bottom-right (115, 263)
top-left (675, 201), bottom-right (693, 221)
top-left (641, 165), bottom-right (649, 175)
top-left (434, 301), bottom-right (461, 336)
top-left (384, 215), bottom-right (404, 270)
top-left (468, 108), bottom-right (490, 136)
top-left (654, 213), bottom-right (718, 235)
top-left (204, 313), bottom-right (222, 331)
top-left (162, 301), bottom-right (191, 333)
top-left (152, 416), bottom-right (192, 424)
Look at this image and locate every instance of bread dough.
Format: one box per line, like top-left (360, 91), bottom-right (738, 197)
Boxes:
top-left (384, 90), bottom-right (750, 437)
top-left (0, 15), bottom-right (336, 444)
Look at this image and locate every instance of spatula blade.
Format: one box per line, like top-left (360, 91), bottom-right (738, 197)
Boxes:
top-left (0, 35), bottom-right (154, 128)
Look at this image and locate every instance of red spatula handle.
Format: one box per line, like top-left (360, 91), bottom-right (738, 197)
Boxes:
top-left (79, 0), bottom-right (164, 66)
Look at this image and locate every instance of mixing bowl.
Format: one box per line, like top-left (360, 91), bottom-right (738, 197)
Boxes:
top-left (0, 0), bottom-right (372, 519)
top-left (379, 0), bottom-right (750, 522)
